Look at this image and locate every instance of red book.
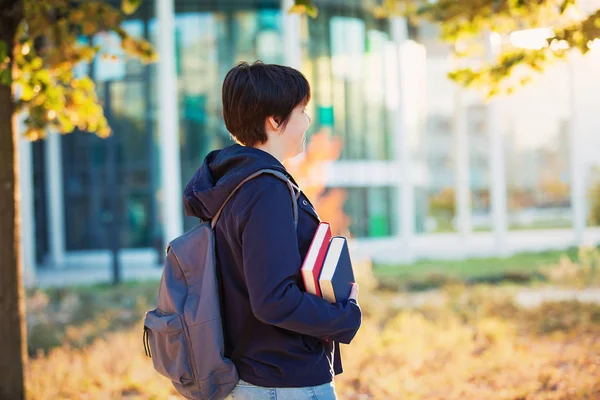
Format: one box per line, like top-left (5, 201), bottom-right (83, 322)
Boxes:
top-left (301, 222), bottom-right (332, 297)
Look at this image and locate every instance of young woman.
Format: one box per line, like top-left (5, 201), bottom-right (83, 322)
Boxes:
top-left (183, 61), bottom-right (362, 400)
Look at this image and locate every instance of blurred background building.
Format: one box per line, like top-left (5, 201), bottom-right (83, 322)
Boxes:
top-left (18, 0), bottom-right (600, 284)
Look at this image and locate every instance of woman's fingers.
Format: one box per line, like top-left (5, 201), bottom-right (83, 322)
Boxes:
top-left (348, 283), bottom-right (359, 302)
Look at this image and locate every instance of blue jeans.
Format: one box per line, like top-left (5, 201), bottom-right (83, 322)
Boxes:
top-left (224, 379), bottom-right (338, 400)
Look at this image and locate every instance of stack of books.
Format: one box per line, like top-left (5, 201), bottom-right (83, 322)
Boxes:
top-left (301, 222), bottom-right (355, 303)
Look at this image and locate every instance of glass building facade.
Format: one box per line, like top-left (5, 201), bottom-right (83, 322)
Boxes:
top-left (27, 0), bottom-right (600, 271)
top-left (33, 0), bottom-right (404, 259)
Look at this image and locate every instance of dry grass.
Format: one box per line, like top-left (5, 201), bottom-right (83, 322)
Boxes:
top-left (27, 323), bottom-right (180, 399)
top-left (24, 252), bottom-right (600, 399)
top-left (337, 293), bottom-right (600, 399)
top-left (25, 284), bottom-right (600, 400)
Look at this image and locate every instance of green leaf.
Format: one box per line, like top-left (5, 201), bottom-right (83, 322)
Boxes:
top-left (0, 40), bottom-right (7, 61)
top-left (0, 40), bottom-right (9, 86)
top-left (121, 0), bottom-right (142, 15)
top-left (0, 68), bottom-right (11, 86)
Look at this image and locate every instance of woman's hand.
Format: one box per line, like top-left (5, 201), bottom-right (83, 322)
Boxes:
top-left (348, 283), bottom-right (359, 303)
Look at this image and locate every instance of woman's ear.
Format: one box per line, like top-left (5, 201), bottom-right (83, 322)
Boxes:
top-left (266, 116), bottom-right (281, 132)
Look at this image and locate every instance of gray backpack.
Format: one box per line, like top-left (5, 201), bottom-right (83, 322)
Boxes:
top-left (143, 169), bottom-right (299, 400)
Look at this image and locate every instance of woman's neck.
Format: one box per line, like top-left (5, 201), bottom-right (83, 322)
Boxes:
top-left (253, 142), bottom-right (286, 164)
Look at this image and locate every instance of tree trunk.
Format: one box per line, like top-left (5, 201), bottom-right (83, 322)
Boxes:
top-left (0, 2), bottom-right (27, 398)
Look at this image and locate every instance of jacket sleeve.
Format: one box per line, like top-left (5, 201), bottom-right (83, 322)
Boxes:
top-left (238, 177), bottom-right (361, 344)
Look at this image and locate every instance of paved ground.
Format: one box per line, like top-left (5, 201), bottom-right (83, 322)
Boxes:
top-left (514, 287), bottom-right (600, 307)
top-left (389, 287), bottom-right (600, 309)
top-left (35, 263), bottom-right (163, 288)
top-left (34, 264), bottom-right (600, 309)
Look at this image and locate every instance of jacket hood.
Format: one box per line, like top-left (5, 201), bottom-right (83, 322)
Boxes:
top-left (183, 144), bottom-right (289, 220)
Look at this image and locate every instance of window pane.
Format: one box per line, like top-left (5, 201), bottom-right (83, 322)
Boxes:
top-left (499, 65), bottom-right (572, 230)
top-left (342, 187), bottom-right (396, 238)
top-left (302, 6), bottom-right (393, 161)
top-left (411, 23), bottom-right (457, 233)
top-left (62, 6), bottom-right (158, 251)
top-left (467, 104), bottom-right (492, 232)
top-left (169, 7), bottom-right (284, 231)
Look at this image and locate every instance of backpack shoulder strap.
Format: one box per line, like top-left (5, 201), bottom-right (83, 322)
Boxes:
top-left (210, 169), bottom-right (300, 230)
top-left (210, 169), bottom-right (299, 363)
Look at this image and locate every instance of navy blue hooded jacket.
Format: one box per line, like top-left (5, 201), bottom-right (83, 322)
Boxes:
top-left (183, 144), bottom-right (362, 388)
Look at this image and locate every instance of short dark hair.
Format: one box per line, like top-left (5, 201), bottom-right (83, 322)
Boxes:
top-left (222, 61), bottom-right (311, 147)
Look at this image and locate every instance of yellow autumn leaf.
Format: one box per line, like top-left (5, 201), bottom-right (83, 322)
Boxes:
top-left (20, 84), bottom-right (35, 101)
top-left (121, 0), bottom-right (142, 15)
top-left (288, 4), bottom-right (318, 18)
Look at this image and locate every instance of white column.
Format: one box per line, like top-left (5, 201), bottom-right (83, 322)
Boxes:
top-left (454, 84), bottom-right (472, 239)
top-left (568, 56), bottom-right (586, 245)
top-left (17, 115), bottom-right (36, 286)
top-left (486, 33), bottom-right (508, 255)
top-left (45, 131), bottom-right (65, 267)
top-left (489, 106), bottom-right (508, 254)
top-left (157, 0), bottom-right (184, 243)
top-left (391, 17), bottom-right (415, 262)
top-left (281, 0), bottom-right (302, 69)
